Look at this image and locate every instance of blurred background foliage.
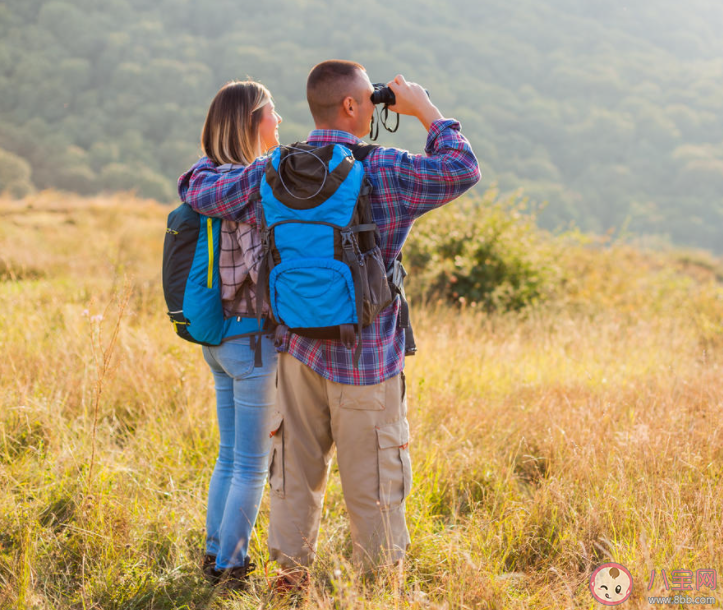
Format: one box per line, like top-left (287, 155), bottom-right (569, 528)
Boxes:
top-left (2, 0), bottom-right (723, 249)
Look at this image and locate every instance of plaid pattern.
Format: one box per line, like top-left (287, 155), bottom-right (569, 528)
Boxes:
top-left (179, 119), bottom-right (480, 385)
top-left (215, 164), bottom-right (267, 319)
top-left (219, 220), bottom-right (267, 318)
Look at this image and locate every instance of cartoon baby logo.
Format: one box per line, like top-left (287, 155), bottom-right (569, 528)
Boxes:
top-left (589, 562), bottom-right (633, 605)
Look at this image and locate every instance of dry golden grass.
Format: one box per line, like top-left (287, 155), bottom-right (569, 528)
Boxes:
top-left (0, 192), bottom-right (721, 609)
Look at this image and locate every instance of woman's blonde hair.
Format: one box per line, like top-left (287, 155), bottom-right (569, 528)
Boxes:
top-left (201, 80), bottom-right (272, 166)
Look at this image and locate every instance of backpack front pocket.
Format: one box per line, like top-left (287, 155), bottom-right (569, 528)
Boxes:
top-left (181, 282), bottom-right (225, 345)
top-left (269, 258), bottom-right (358, 329)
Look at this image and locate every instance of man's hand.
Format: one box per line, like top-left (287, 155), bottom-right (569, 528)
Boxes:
top-left (387, 74), bottom-right (444, 132)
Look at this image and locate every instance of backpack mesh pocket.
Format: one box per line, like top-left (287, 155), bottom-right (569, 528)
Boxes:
top-left (359, 246), bottom-right (393, 325)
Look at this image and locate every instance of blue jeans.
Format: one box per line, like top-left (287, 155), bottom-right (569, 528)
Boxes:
top-left (202, 335), bottom-right (278, 569)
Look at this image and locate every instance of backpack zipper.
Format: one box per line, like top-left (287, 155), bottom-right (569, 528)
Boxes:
top-left (206, 217), bottom-right (213, 288)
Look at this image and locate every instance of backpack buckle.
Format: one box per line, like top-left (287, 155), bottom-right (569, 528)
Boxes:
top-left (261, 229), bottom-right (271, 249)
top-left (360, 178), bottom-right (372, 196)
top-left (341, 230), bottom-right (355, 251)
top-left (341, 230), bottom-right (364, 266)
top-left (387, 258), bottom-right (406, 290)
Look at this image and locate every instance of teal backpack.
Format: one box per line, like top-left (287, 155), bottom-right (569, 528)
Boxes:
top-left (162, 203), bottom-right (266, 361)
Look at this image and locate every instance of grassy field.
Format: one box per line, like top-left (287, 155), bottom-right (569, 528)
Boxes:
top-left (0, 192), bottom-right (722, 609)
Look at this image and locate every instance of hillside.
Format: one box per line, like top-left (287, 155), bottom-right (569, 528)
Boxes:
top-left (2, 0), bottom-right (723, 250)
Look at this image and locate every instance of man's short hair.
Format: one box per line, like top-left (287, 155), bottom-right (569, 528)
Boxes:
top-left (307, 60), bottom-right (366, 124)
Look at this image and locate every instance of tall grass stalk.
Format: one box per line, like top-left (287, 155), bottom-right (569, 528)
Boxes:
top-left (85, 281), bottom-right (132, 497)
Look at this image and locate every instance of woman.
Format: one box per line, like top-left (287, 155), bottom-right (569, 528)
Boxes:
top-left (181, 80), bottom-right (282, 589)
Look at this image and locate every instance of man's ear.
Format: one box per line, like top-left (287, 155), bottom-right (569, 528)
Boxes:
top-left (341, 96), bottom-right (355, 117)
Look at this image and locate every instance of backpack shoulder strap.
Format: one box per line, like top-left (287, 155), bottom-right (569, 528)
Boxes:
top-left (350, 143), bottom-right (380, 162)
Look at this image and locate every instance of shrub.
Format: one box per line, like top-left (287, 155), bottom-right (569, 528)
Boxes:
top-left (404, 188), bottom-right (562, 311)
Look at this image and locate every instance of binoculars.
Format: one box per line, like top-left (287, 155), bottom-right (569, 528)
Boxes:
top-left (371, 83), bottom-right (396, 106)
top-left (371, 83), bottom-right (430, 107)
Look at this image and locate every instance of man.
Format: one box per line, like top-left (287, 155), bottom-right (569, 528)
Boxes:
top-left (179, 60), bottom-right (480, 587)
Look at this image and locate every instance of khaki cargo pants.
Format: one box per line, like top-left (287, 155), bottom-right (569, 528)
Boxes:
top-left (267, 353), bottom-right (412, 570)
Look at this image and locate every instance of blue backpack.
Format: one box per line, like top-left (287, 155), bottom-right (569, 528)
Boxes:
top-left (162, 203), bottom-right (265, 356)
top-left (255, 142), bottom-right (394, 365)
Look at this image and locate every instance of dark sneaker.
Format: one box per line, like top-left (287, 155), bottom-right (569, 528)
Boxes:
top-left (220, 556), bottom-right (257, 593)
top-left (202, 554), bottom-right (257, 591)
top-left (202, 554), bottom-right (221, 585)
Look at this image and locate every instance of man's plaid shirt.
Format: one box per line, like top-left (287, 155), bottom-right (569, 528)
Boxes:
top-left (178, 118), bottom-right (480, 385)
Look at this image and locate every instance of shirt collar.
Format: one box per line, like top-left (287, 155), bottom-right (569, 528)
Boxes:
top-left (306, 129), bottom-right (362, 146)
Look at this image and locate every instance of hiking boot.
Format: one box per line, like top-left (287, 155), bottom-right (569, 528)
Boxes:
top-left (272, 570), bottom-right (310, 597)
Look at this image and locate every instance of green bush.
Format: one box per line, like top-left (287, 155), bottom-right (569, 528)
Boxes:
top-left (404, 188), bottom-right (562, 311)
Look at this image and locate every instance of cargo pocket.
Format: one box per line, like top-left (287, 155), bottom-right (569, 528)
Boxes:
top-left (376, 418), bottom-right (412, 511)
top-left (267, 411), bottom-right (285, 498)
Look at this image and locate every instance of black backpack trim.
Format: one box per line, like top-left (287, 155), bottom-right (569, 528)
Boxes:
top-left (163, 203), bottom-right (205, 344)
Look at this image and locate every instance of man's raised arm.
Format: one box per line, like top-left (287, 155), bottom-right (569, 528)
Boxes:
top-left (177, 156), bottom-right (267, 224)
top-left (377, 75), bottom-right (481, 220)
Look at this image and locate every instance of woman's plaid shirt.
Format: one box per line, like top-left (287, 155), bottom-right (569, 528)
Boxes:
top-left (178, 118), bottom-right (480, 385)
